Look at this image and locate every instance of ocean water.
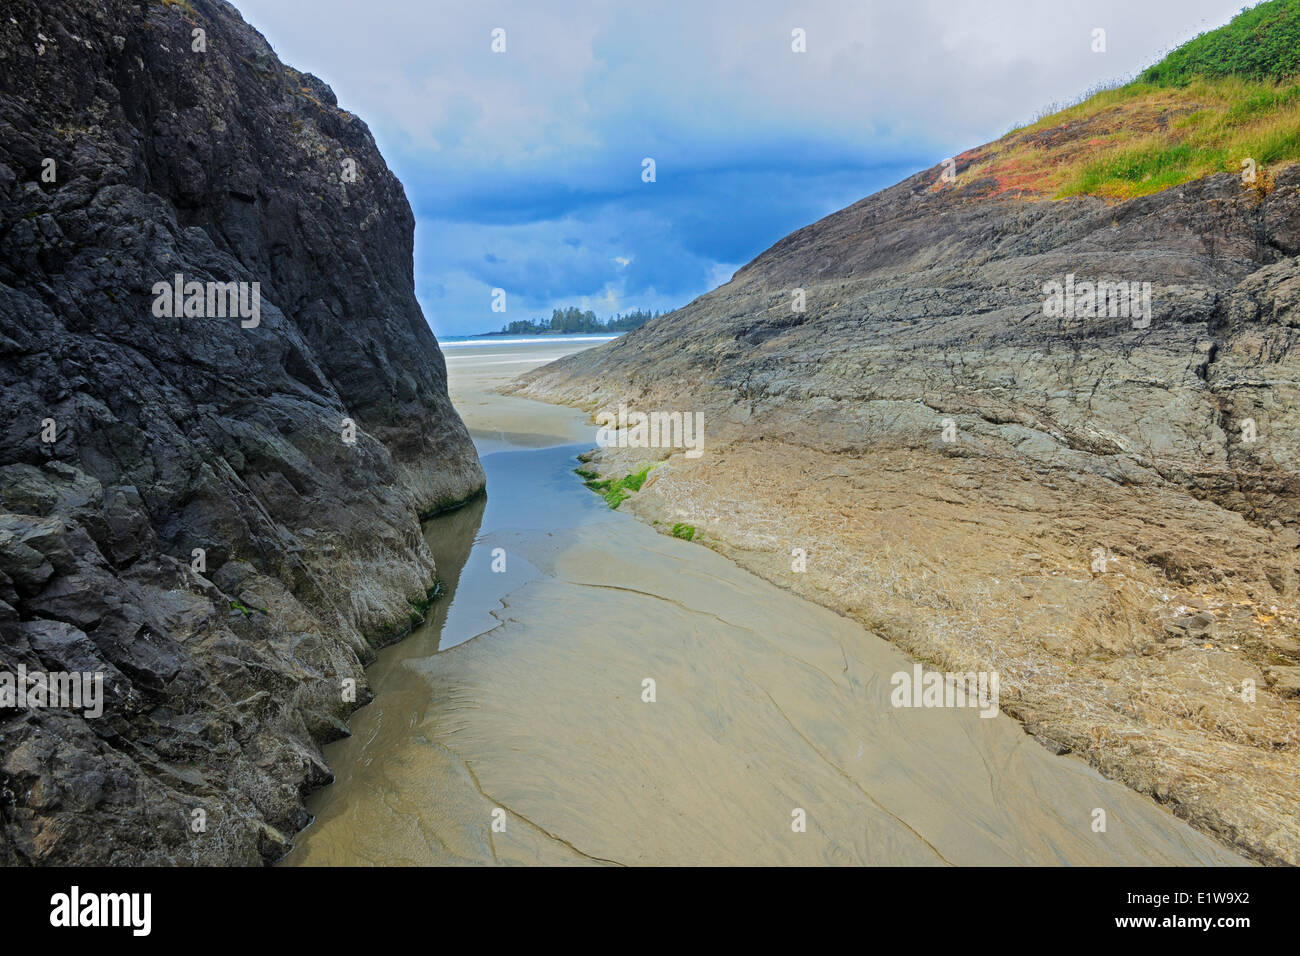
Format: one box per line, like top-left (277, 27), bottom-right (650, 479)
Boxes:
top-left (438, 333), bottom-right (621, 348)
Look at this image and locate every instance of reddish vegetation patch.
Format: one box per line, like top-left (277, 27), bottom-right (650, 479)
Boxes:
top-left (938, 94), bottom-right (1217, 201)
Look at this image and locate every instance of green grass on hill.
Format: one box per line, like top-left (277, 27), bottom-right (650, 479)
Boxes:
top-left (956, 1), bottom-right (1300, 201)
top-left (1052, 78), bottom-right (1300, 198)
top-left (1140, 0), bottom-right (1300, 85)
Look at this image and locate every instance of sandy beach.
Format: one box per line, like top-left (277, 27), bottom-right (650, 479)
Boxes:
top-left (283, 339), bottom-right (1246, 866)
top-left (442, 340), bottom-right (607, 453)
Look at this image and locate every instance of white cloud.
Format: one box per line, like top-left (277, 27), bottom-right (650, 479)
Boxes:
top-left (231, 0), bottom-right (1256, 334)
top-left (237, 0), bottom-right (1248, 167)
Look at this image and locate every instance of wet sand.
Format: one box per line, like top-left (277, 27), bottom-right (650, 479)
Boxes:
top-left (282, 340), bottom-right (1246, 866)
top-left (442, 340), bottom-right (604, 454)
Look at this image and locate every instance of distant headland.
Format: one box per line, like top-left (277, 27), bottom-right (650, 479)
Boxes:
top-left (478, 306), bottom-right (661, 337)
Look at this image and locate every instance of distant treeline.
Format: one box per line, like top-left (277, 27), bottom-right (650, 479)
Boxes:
top-left (494, 307), bottom-right (661, 335)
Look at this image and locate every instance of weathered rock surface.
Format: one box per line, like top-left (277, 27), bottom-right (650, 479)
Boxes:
top-left (515, 158), bottom-right (1300, 862)
top-left (0, 0), bottom-right (483, 863)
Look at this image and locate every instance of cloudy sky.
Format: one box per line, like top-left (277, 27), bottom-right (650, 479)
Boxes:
top-left (236, 0), bottom-right (1250, 337)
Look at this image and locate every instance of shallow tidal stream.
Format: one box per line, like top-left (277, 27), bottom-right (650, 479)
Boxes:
top-left (281, 343), bottom-right (1245, 866)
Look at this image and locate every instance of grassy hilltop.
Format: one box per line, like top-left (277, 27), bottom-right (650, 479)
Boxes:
top-left (955, 0), bottom-right (1300, 200)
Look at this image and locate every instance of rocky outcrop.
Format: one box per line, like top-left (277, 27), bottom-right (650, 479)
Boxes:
top-left (515, 158), bottom-right (1300, 861)
top-left (523, 163), bottom-right (1299, 509)
top-left (0, 0), bottom-right (483, 863)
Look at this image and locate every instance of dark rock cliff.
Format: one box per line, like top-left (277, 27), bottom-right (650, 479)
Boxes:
top-left (0, 0), bottom-right (483, 863)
